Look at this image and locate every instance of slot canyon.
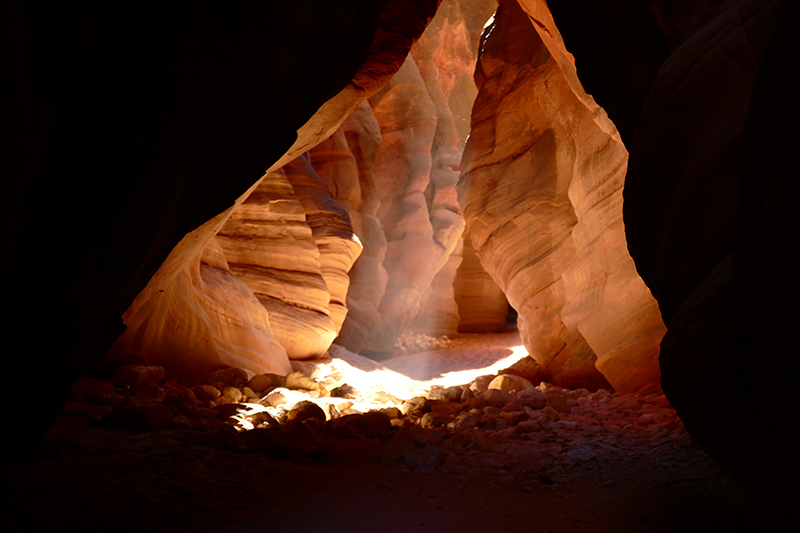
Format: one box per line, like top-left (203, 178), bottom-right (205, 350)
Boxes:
top-left (2, 0), bottom-right (797, 531)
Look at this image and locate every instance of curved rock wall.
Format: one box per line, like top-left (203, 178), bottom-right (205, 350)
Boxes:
top-left (546, 0), bottom-right (799, 528)
top-left (105, 1), bottom-right (440, 378)
top-left (458, 0), bottom-right (666, 393)
top-left (5, 0), bottom-right (422, 452)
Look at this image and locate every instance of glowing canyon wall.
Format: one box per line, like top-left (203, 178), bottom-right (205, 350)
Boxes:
top-left (457, 0), bottom-right (667, 393)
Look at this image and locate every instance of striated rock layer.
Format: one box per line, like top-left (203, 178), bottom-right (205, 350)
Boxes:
top-left (458, 0), bottom-right (666, 393)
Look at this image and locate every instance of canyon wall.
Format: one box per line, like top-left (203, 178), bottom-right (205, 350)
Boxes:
top-left (457, 0), bottom-right (666, 393)
top-left (105, 2), bottom-right (443, 378)
top-left (3, 0), bottom-right (440, 453)
top-left (546, 0), bottom-right (798, 528)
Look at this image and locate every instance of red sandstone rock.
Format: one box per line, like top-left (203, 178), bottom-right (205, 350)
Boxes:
top-left (107, 238), bottom-right (292, 382)
top-left (217, 170), bottom-right (339, 360)
top-left (458, 0), bottom-right (666, 393)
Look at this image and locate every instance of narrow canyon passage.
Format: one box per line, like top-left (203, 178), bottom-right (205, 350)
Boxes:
top-left (1, 333), bottom-right (756, 532)
top-left (4, 0), bottom-right (797, 530)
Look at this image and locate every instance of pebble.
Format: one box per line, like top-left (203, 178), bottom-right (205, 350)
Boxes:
top-left (488, 374), bottom-right (534, 392)
top-left (285, 372), bottom-right (320, 392)
top-left (207, 367), bottom-right (249, 387)
top-left (518, 387), bottom-right (548, 410)
top-left (221, 387), bottom-right (243, 404)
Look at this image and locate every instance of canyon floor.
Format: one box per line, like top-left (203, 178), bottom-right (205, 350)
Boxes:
top-left (1, 331), bottom-right (758, 532)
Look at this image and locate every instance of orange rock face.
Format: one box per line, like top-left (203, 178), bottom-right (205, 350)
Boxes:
top-left (458, 0), bottom-right (666, 393)
top-left (108, 237), bottom-right (292, 383)
top-left (361, 54), bottom-right (465, 353)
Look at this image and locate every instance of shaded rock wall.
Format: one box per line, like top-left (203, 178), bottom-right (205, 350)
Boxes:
top-left (107, 1), bottom-right (440, 377)
top-left (458, 0), bottom-right (666, 393)
top-left (454, 235), bottom-right (509, 333)
top-left (2, 0), bottom-right (439, 454)
top-left (546, 0), bottom-right (799, 529)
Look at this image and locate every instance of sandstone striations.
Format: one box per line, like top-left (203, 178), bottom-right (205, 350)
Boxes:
top-left (458, 0), bottom-right (666, 393)
top-left (107, 237), bottom-right (293, 382)
top-left (215, 168), bottom-right (342, 361)
top-left (361, 55), bottom-right (464, 354)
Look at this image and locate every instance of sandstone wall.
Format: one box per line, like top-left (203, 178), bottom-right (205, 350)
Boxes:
top-left (458, 0), bottom-right (666, 393)
top-left (6, 0), bottom-right (429, 452)
top-left (545, 0), bottom-right (798, 527)
top-left (100, 1), bottom-right (439, 381)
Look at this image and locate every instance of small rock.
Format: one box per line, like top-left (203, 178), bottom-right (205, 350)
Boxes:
top-left (484, 416), bottom-right (508, 431)
top-left (242, 387), bottom-right (258, 400)
top-left (247, 374), bottom-right (276, 393)
top-left (286, 400), bottom-right (326, 423)
top-left (285, 371), bottom-right (320, 392)
top-left (544, 392), bottom-right (571, 414)
top-left (460, 387), bottom-right (475, 402)
top-left (328, 411), bottom-right (393, 439)
top-left (426, 385), bottom-right (448, 400)
top-left (448, 411), bottom-right (481, 430)
top-left (488, 374), bottom-right (534, 393)
top-left (193, 385), bottom-right (221, 403)
top-left (479, 388), bottom-right (516, 407)
top-left (330, 383), bottom-right (356, 398)
top-left (517, 420), bottom-right (542, 433)
top-left (499, 410), bottom-right (528, 425)
top-left (221, 387), bottom-right (243, 404)
top-left (207, 367), bottom-right (249, 387)
top-left (469, 375), bottom-right (494, 394)
top-left (401, 396), bottom-right (429, 416)
top-left (540, 406), bottom-right (561, 422)
top-left (262, 388), bottom-right (309, 408)
top-left (444, 386), bottom-right (463, 402)
top-left (518, 387), bottom-right (548, 410)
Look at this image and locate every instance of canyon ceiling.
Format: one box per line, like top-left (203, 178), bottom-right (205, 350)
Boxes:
top-left (3, 0), bottom-right (798, 530)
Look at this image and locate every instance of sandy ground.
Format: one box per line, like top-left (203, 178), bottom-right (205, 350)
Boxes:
top-left (1, 331), bottom-right (759, 532)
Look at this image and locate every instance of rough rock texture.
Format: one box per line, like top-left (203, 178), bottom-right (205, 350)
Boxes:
top-left (547, 0), bottom-right (799, 529)
top-left (458, 0), bottom-right (666, 393)
top-left (2, 0), bottom-right (440, 457)
top-left (341, 1), bottom-right (498, 348)
top-left (454, 235), bottom-right (509, 333)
